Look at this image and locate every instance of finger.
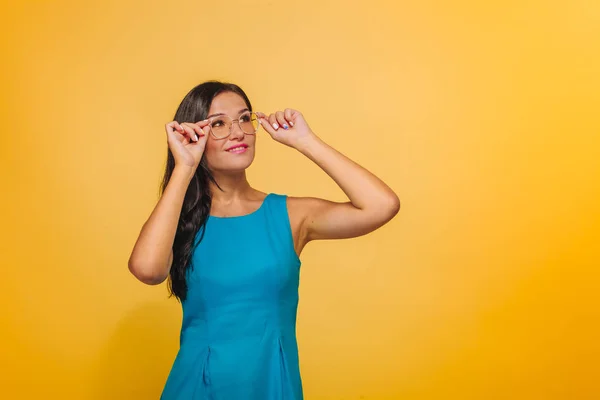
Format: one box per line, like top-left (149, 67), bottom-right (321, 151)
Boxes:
top-left (180, 123), bottom-right (195, 143)
top-left (168, 131), bottom-right (186, 148)
top-left (194, 120), bottom-right (210, 139)
top-left (275, 111), bottom-right (289, 130)
top-left (260, 115), bottom-right (278, 136)
top-left (194, 119), bottom-right (211, 129)
top-left (255, 112), bottom-right (267, 131)
top-left (181, 123), bottom-right (199, 142)
top-left (284, 108), bottom-right (295, 127)
top-left (166, 121), bottom-right (184, 135)
top-left (165, 123), bottom-right (186, 145)
top-left (174, 121), bottom-right (186, 134)
top-left (189, 129), bottom-right (208, 154)
top-left (268, 113), bottom-right (279, 130)
top-left (187, 122), bottom-right (206, 139)
top-left (165, 123), bottom-right (175, 138)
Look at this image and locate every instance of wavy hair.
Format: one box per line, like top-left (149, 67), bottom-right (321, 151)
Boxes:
top-left (160, 81), bottom-right (253, 301)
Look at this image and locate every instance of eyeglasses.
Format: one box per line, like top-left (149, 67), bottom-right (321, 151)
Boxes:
top-left (206, 111), bottom-right (260, 140)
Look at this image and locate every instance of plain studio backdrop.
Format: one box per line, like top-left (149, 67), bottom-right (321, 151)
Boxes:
top-left (1, 0), bottom-right (599, 399)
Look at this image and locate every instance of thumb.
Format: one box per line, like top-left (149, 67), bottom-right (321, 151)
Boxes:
top-left (189, 127), bottom-right (208, 156)
top-left (257, 113), bottom-right (277, 138)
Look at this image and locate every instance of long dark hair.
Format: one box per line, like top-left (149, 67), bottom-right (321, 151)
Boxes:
top-left (160, 81), bottom-right (253, 302)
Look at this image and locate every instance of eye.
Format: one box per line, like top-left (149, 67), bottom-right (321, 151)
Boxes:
top-left (211, 118), bottom-right (225, 127)
top-left (240, 114), bottom-right (251, 122)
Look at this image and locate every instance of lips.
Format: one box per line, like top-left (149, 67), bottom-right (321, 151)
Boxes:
top-left (226, 144), bottom-right (249, 152)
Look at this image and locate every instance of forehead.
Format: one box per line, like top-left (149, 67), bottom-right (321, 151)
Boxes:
top-left (208, 92), bottom-right (248, 116)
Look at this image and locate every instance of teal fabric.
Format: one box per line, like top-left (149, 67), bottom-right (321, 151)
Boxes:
top-left (161, 193), bottom-right (303, 399)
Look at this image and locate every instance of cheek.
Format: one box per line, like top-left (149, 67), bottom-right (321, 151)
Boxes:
top-left (203, 138), bottom-right (220, 166)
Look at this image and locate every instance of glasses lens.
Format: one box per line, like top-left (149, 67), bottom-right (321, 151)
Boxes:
top-left (209, 116), bottom-right (232, 139)
top-left (239, 112), bottom-right (259, 134)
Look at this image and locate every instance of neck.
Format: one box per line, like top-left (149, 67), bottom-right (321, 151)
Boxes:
top-left (209, 170), bottom-right (253, 202)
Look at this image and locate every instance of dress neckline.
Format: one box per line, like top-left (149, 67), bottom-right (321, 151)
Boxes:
top-left (208, 193), bottom-right (272, 220)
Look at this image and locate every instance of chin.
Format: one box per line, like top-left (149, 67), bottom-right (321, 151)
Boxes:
top-left (212, 152), bottom-right (255, 172)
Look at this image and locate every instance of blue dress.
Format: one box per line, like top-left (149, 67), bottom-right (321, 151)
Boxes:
top-left (161, 193), bottom-right (303, 399)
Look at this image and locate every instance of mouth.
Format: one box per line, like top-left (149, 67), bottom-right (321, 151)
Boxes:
top-left (226, 144), bottom-right (249, 154)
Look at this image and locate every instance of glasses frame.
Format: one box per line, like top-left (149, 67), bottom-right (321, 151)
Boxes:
top-left (206, 111), bottom-right (261, 140)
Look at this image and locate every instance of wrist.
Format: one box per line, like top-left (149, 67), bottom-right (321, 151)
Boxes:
top-left (172, 165), bottom-right (196, 182)
top-left (295, 133), bottom-right (323, 155)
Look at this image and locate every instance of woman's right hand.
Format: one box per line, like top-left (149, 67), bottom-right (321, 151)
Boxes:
top-left (165, 120), bottom-right (210, 169)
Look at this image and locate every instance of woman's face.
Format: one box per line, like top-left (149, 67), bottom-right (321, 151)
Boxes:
top-left (203, 91), bottom-right (257, 173)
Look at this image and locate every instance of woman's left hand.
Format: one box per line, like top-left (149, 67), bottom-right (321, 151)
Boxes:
top-left (257, 109), bottom-right (317, 150)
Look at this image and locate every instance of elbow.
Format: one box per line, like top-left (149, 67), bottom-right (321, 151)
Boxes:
top-left (384, 193), bottom-right (401, 220)
top-left (365, 193), bottom-right (400, 227)
top-left (128, 258), bottom-right (168, 285)
top-left (394, 196), bottom-right (401, 216)
top-left (378, 194), bottom-right (400, 225)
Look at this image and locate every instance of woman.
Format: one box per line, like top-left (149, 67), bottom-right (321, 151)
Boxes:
top-left (128, 81), bottom-right (400, 399)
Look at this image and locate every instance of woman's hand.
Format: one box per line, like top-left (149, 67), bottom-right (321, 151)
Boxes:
top-left (257, 109), bottom-right (318, 150)
top-left (165, 120), bottom-right (210, 169)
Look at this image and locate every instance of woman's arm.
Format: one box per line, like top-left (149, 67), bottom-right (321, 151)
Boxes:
top-left (128, 166), bottom-right (195, 284)
top-left (129, 120), bottom-right (208, 284)
top-left (259, 109), bottom-right (400, 245)
top-left (292, 136), bottom-right (400, 242)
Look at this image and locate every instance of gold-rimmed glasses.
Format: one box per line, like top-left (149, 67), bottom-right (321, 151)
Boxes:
top-left (206, 110), bottom-right (260, 140)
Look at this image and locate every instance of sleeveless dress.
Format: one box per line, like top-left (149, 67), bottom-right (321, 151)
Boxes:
top-left (161, 193), bottom-right (303, 399)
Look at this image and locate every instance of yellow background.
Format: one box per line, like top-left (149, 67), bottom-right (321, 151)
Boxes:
top-left (1, 0), bottom-right (599, 398)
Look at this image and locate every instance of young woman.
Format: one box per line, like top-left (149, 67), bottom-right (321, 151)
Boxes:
top-left (128, 81), bottom-right (400, 399)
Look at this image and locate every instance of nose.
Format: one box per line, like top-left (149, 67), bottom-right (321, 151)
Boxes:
top-left (229, 120), bottom-right (245, 140)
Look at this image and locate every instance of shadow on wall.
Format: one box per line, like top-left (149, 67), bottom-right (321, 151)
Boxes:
top-left (94, 299), bottom-right (182, 399)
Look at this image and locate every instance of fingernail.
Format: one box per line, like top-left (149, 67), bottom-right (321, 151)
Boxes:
top-left (283, 124), bottom-right (289, 129)
top-left (194, 134), bottom-right (198, 142)
top-left (273, 123), bottom-right (279, 129)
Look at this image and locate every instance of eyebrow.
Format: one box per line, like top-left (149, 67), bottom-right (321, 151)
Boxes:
top-left (206, 108), bottom-right (249, 119)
